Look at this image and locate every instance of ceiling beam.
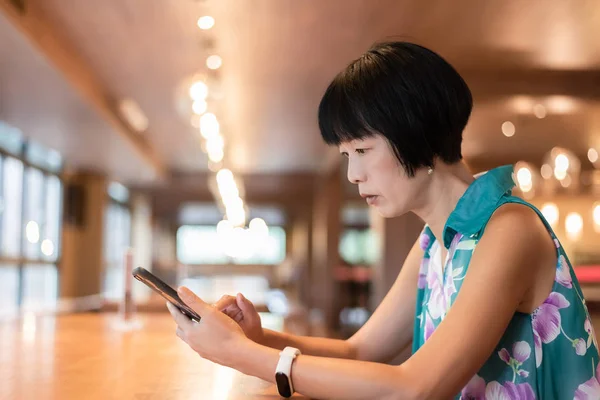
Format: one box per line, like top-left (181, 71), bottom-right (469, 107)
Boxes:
top-left (0, 0), bottom-right (166, 178)
top-left (464, 69), bottom-right (600, 101)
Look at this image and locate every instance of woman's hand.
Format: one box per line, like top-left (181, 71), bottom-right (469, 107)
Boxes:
top-left (167, 287), bottom-right (249, 367)
top-left (214, 293), bottom-right (265, 345)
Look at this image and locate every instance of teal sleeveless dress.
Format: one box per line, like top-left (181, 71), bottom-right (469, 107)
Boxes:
top-left (412, 165), bottom-right (600, 399)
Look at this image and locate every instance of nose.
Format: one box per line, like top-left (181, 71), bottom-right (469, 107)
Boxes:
top-left (346, 158), bottom-right (365, 184)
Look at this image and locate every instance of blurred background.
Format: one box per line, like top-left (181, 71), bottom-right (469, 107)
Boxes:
top-left (1, 0), bottom-right (600, 344)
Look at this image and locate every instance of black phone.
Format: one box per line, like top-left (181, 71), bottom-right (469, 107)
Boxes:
top-left (132, 267), bottom-right (201, 322)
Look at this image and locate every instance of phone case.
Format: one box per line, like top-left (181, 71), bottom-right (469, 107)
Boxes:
top-left (132, 267), bottom-right (201, 322)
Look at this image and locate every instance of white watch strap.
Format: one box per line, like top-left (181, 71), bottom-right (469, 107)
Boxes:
top-left (276, 347), bottom-right (301, 395)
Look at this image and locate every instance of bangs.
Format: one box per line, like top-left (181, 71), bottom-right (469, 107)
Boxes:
top-left (317, 73), bottom-right (376, 146)
top-left (317, 41), bottom-right (471, 177)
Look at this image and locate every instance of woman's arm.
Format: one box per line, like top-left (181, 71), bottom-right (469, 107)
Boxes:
top-left (170, 204), bottom-right (552, 399)
top-left (217, 235), bottom-right (424, 362)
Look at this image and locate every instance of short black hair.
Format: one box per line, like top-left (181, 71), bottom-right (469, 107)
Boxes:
top-left (318, 41), bottom-right (472, 177)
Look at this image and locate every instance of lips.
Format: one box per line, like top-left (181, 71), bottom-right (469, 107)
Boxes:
top-left (360, 193), bottom-right (378, 205)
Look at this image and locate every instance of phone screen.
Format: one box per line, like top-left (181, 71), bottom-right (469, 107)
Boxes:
top-left (132, 267), bottom-right (201, 322)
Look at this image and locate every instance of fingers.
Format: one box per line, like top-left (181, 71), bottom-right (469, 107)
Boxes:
top-left (176, 326), bottom-right (185, 340)
top-left (177, 287), bottom-right (212, 317)
top-left (214, 295), bottom-right (237, 311)
top-left (167, 302), bottom-right (193, 330)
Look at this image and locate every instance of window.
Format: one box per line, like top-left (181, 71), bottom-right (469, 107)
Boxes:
top-left (22, 264), bottom-right (58, 312)
top-left (339, 229), bottom-right (378, 265)
top-left (0, 121), bottom-right (25, 155)
top-left (1, 157), bottom-right (24, 257)
top-left (103, 201), bottom-right (131, 301)
top-left (0, 124), bottom-right (63, 317)
top-left (0, 264), bottom-right (19, 318)
top-left (176, 225), bottom-right (286, 265)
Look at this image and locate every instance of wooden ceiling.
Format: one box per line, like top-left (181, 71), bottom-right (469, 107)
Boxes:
top-left (1, 0), bottom-right (599, 186)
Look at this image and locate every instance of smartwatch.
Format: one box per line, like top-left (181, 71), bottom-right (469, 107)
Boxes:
top-left (275, 346), bottom-right (301, 398)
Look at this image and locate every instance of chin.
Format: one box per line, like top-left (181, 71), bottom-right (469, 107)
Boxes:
top-left (374, 200), bottom-right (411, 218)
top-left (373, 205), bottom-right (404, 219)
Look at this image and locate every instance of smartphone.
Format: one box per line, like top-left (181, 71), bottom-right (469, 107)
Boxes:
top-left (132, 267), bottom-right (201, 322)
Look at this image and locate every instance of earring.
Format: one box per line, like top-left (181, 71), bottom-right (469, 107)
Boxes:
top-left (427, 167), bottom-right (434, 175)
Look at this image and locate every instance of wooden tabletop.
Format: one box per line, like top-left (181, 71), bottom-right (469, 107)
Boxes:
top-left (0, 312), bottom-right (309, 400)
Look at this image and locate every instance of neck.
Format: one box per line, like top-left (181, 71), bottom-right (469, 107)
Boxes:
top-left (412, 162), bottom-right (474, 247)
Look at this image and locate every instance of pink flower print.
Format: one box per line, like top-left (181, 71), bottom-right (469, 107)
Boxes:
top-left (419, 232), bottom-right (430, 250)
top-left (449, 233), bottom-right (464, 251)
top-left (427, 278), bottom-right (445, 320)
top-left (461, 375), bottom-right (535, 400)
top-left (511, 341), bottom-right (531, 363)
top-left (424, 311), bottom-right (435, 342)
top-left (498, 348), bottom-right (511, 364)
top-left (418, 257), bottom-right (429, 289)
top-left (574, 338), bottom-right (587, 355)
top-left (585, 319), bottom-right (593, 335)
top-left (443, 261), bottom-right (458, 306)
top-left (553, 238), bottom-right (560, 248)
top-left (555, 255), bottom-right (572, 288)
top-left (486, 381), bottom-right (536, 399)
top-left (425, 247), bottom-right (446, 319)
top-left (531, 292), bottom-right (570, 367)
top-left (498, 341), bottom-right (531, 382)
top-left (461, 375), bottom-right (486, 399)
top-left (498, 342), bottom-right (531, 365)
top-left (574, 362), bottom-right (600, 399)
top-left (584, 318), bottom-right (598, 351)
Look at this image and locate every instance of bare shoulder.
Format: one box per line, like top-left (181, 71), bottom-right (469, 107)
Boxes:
top-left (473, 202), bottom-right (557, 309)
top-left (483, 202), bottom-right (552, 248)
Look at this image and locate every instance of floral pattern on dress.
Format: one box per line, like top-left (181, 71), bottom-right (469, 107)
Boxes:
top-left (413, 178), bottom-right (600, 399)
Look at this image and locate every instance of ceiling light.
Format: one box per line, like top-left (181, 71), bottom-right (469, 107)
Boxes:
top-left (565, 212), bottom-right (583, 239)
top-left (594, 203), bottom-right (600, 225)
top-left (208, 149), bottom-right (224, 163)
top-left (207, 135), bottom-right (224, 153)
top-left (249, 218), bottom-right (269, 236)
top-left (540, 164), bottom-right (552, 179)
top-left (206, 55), bottom-right (222, 70)
top-left (555, 153), bottom-right (570, 171)
top-left (533, 104), bottom-right (547, 119)
top-left (541, 203), bottom-right (559, 227)
top-left (560, 174), bottom-right (572, 188)
top-left (554, 169), bottom-right (567, 180)
top-left (41, 239), bottom-right (54, 256)
top-left (588, 148), bottom-right (598, 163)
top-left (197, 16), bottom-right (215, 30)
top-left (192, 100), bottom-right (208, 115)
top-left (546, 95), bottom-right (577, 114)
top-left (516, 167), bottom-right (532, 186)
top-left (502, 121), bottom-right (515, 137)
top-left (26, 221), bottom-right (40, 244)
top-left (189, 80), bottom-right (209, 101)
top-left (216, 169), bottom-right (234, 185)
top-left (200, 113), bottom-right (219, 139)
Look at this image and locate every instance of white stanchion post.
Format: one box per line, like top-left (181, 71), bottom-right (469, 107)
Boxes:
top-left (120, 247), bottom-right (135, 322)
top-left (112, 248), bottom-right (142, 331)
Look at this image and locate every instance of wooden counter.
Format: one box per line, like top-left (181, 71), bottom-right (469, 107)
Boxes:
top-left (0, 313), bottom-right (309, 400)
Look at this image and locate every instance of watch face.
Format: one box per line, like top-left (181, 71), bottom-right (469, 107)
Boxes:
top-left (276, 372), bottom-right (293, 398)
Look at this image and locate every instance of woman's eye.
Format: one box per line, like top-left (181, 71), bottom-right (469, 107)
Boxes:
top-left (356, 149), bottom-right (367, 154)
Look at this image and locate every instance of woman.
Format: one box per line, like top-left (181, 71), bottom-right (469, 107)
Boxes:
top-left (167, 42), bottom-right (599, 399)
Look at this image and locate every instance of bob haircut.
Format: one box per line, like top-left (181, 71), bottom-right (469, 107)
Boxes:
top-left (318, 41), bottom-right (473, 177)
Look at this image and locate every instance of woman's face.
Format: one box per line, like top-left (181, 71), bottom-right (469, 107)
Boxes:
top-left (339, 134), bottom-right (429, 218)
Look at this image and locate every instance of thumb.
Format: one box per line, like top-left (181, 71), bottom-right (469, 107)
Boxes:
top-left (178, 286), bottom-right (211, 316)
